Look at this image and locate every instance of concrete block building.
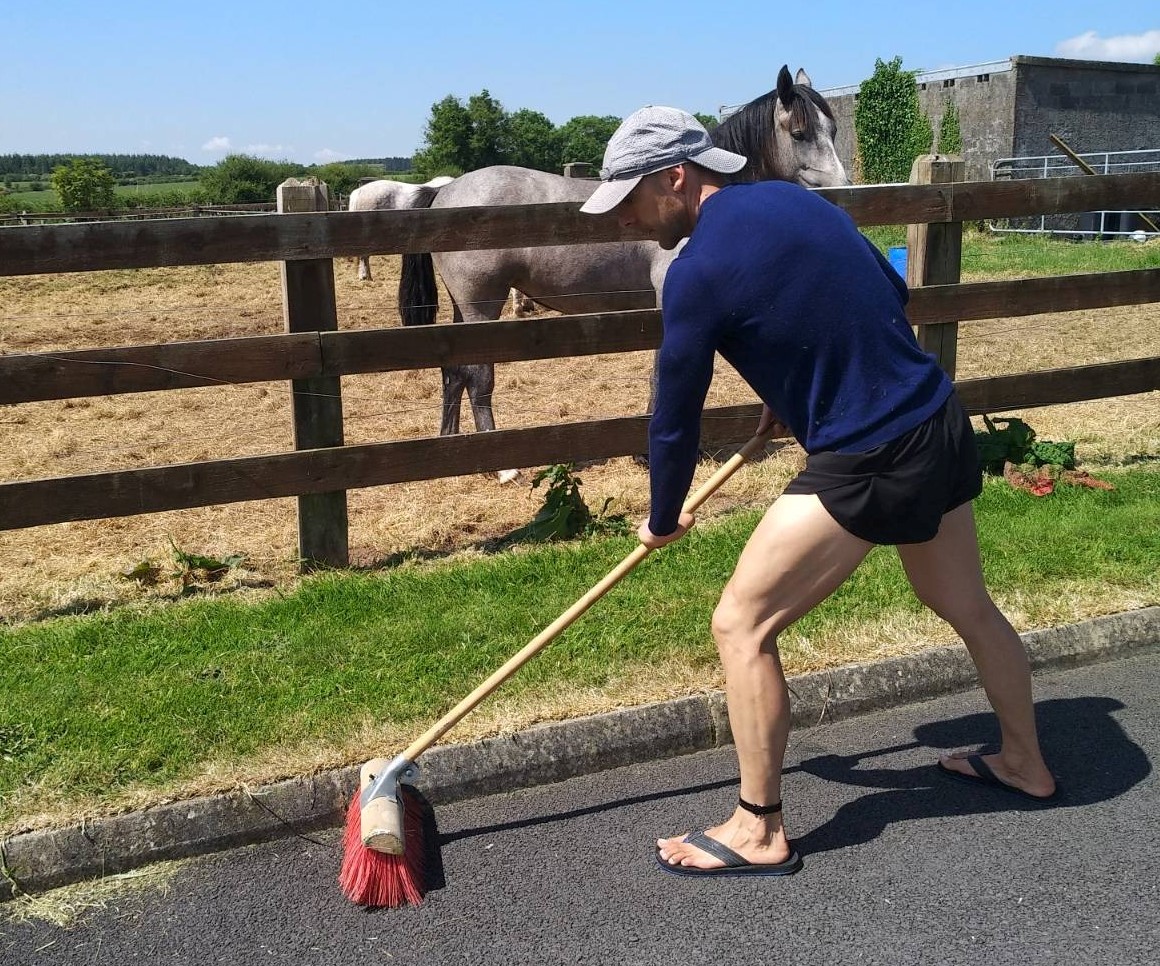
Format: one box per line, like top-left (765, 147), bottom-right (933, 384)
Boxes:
top-left (814, 55), bottom-right (1160, 184)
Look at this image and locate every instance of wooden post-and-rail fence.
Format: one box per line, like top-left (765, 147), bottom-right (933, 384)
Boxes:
top-left (0, 165), bottom-right (1157, 569)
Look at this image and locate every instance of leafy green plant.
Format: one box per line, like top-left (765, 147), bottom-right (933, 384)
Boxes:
top-left (168, 538), bottom-right (244, 589)
top-left (854, 56), bottom-right (933, 184)
top-left (506, 464), bottom-right (628, 544)
top-left (937, 100), bottom-right (963, 155)
top-left (51, 157), bottom-right (116, 211)
top-left (975, 415), bottom-right (1076, 475)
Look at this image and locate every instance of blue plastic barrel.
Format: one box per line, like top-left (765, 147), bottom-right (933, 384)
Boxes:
top-left (888, 245), bottom-right (908, 279)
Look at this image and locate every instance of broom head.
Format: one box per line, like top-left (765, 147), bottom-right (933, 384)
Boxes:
top-left (338, 761), bottom-right (438, 907)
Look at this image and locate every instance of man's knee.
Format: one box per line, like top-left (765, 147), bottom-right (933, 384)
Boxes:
top-left (916, 585), bottom-right (996, 630)
top-left (711, 592), bottom-right (780, 660)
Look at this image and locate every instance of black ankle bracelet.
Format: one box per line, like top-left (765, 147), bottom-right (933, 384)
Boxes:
top-left (738, 796), bottom-right (783, 816)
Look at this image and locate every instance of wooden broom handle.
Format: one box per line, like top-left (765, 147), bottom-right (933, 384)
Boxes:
top-left (401, 428), bottom-right (776, 762)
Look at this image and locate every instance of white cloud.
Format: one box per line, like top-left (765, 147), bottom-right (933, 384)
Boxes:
top-left (1055, 29), bottom-right (1160, 62)
top-left (202, 136), bottom-right (232, 153)
top-left (314, 148), bottom-right (347, 162)
top-left (243, 143), bottom-right (293, 159)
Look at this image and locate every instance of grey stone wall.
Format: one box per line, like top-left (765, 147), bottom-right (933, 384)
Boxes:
top-left (920, 69), bottom-right (1016, 181)
top-left (818, 56), bottom-right (1160, 186)
top-left (1012, 56), bottom-right (1160, 160)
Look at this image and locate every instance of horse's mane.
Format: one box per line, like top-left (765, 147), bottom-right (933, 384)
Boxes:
top-left (711, 82), bottom-right (834, 183)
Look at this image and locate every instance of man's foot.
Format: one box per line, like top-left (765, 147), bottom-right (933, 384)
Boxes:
top-left (656, 806), bottom-right (795, 871)
top-left (937, 750), bottom-right (1059, 804)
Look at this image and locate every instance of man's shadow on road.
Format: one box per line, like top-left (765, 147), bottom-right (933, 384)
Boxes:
top-left (441, 696), bottom-right (1149, 862)
top-left (791, 695), bottom-right (1149, 857)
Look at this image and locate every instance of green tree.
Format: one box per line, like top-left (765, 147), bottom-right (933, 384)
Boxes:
top-left (310, 162), bottom-right (385, 197)
top-left (694, 112), bottom-right (719, 132)
top-left (466, 90), bottom-right (511, 168)
top-left (854, 56), bottom-right (933, 183)
top-left (937, 100), bottom-right (963, 155)
top-left (51, 157), bottom-right (116, 212)
top-left (507, 108), bottom-right (561, 172)
top-left (557, 115), bottom-right (621, 167)
top-left (412, 95), bottom-right (473, 176)
top-left (199, 154), bottom-right (299, 204)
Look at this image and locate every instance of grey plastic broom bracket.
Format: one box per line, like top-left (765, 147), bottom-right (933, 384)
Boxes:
top-left (360, 753), bottom-right (420, 808)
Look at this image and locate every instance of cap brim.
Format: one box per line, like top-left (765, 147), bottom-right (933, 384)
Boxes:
top-left (580, 175), bottom-right (643, 215)
top-left (689, 146), bottom-right (748, 174)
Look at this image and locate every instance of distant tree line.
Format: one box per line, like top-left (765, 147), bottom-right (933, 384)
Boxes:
top-left (5, 95), bottom-right (727, 213)
top-left (0, 153), bottom-right (199, 178)
top-left (1, 155), bottom-right (408, 212)
top-left (410, 89), bottom-right (718, 179)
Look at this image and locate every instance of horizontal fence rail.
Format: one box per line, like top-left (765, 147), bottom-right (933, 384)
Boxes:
top-left (1, 169), bottom-right (1156, 549)
top-left (1, 174), bottom-right (1157, 277)
top-left (2, 360), bottom-right (1157, 532)
top-left (3, 269), bottom-right (1157, 406)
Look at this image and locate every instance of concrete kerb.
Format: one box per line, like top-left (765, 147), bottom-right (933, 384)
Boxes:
top-left (3, 606), bottom-right (1157, 900)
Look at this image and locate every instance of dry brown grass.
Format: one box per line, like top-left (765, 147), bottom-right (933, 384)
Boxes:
top-left (1, 253), bottom-right (1157, 627)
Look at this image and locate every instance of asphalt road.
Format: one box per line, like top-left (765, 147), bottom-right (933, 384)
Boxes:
top-left (4, 650), bottom-right (1158, 966)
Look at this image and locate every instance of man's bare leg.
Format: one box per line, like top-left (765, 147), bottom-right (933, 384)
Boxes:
top-left (658, 494), bottom-right (872, 869)
top-left (897, 503), bottom-right (1056, 797)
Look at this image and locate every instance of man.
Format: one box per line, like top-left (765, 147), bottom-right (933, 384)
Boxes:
top-left (580, 107), bottom-right (1059, 877)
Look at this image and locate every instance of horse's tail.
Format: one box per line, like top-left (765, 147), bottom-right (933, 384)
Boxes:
top-left (398, 183), bottom-right (444, 327)
top-left (399, 253), bottom-right (437, 326)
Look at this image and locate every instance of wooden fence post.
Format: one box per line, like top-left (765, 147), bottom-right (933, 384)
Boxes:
top-left (907, 155), bottom-right (965, 377)
top-left (277, 178), bottom-right (348, 570)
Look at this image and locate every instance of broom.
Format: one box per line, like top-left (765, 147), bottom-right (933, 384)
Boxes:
top-left (339, 428), bottom-right (776, 907)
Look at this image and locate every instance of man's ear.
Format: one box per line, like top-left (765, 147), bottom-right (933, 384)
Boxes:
top-left (668, 164), bottom-right (686, 192)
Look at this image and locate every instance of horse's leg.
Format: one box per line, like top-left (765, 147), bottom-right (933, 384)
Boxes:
top-left (464, 363), bottom-right (497, 433)
top-left (440, 367), bottom-right (464, 435)
top-left (358, 256), bottom-right (372, 281)
top-left (646, 349), bottom-right (661, 415)
top-left (457, 290), bottom-right (520, 483)
top-left (439, 302), bottom-right (468, 436)
top-left (454, 293), bottom-right (508, 435)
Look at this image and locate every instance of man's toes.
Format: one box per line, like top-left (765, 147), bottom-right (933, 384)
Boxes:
top-left (938, 752), bottom-right (975, 773)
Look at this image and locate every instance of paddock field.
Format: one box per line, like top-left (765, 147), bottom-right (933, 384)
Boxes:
top-left (1, 246), bottom-right (1157, 624)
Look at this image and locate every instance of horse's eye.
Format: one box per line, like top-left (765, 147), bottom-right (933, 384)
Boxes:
top-left (790, 130), bottom-right (806, 142)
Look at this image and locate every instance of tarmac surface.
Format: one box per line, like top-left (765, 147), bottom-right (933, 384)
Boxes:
top-left (3, 646), bottom-right (1158, 966)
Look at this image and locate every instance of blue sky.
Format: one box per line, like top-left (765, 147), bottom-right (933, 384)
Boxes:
top-left (5, 2), bottom-right (1157, 164)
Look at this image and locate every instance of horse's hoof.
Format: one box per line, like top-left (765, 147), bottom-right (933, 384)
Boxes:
top-left (496, 468), bottom-right (521, 485)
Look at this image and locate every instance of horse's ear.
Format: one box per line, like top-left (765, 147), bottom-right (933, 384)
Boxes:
top-left (776, 65), bottom-right (794, 107)
top-left (795, 68), bottom-right (813, 89)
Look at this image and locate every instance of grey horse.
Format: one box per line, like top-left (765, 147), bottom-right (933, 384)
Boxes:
top-left (401, 66), bottom-right (849, 440)
top-left (348, 176), bottom-right (454, 280)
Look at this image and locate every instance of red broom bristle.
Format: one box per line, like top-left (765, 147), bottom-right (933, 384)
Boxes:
top-left (338, 785), bottom-right (429, 908)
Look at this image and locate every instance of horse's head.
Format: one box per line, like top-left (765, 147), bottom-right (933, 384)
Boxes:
top-left (713, 65), bottom-right (850, 188)
top-left (772, 66), bottom-right (848, 187)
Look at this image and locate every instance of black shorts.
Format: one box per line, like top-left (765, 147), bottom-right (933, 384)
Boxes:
top-left (783, 393), bottom-right (983, 545)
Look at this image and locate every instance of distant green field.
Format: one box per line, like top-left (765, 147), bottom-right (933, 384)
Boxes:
top-left (3, 180), bottom-right (204, 207)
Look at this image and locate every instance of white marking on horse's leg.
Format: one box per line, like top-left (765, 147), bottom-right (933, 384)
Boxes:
top-left (510, 289), bottom-right (534, 316)
top-left (358, 256), bottom-right (372, 281)
top-left (496, 469), bottom-right (521, 484)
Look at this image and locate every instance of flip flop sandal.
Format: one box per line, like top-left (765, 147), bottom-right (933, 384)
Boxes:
top-left (655, 831), bottom-right (803, 878)
top-left (936, 754), bottom-right (1062, 808)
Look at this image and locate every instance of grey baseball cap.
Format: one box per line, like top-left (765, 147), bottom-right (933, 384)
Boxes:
top-left (580, 105), bottom-right (747, 215)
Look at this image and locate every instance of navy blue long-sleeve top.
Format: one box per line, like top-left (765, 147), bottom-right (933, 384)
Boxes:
top-left (648, 180), bottom-right (952, 536)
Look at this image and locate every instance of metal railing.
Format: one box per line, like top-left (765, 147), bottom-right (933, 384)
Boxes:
top-left (991, 148), bottom-right (1160, 238)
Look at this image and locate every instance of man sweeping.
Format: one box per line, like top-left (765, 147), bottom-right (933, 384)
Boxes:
top-left (580, 106), bottom-right (1059, 877)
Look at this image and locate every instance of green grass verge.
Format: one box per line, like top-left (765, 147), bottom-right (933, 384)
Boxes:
top-left (2, 469), bottom-right (1157, 829)
top-left (862, 226), bottom-right (1160, 277)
